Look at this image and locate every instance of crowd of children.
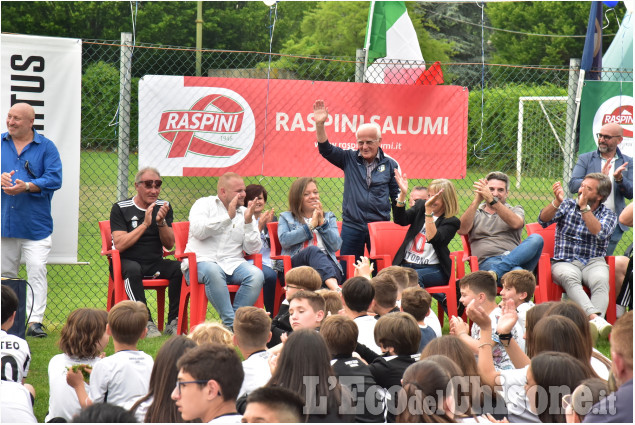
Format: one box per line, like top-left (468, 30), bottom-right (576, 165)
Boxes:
top-left (0, 261), bottom-right (632, 423)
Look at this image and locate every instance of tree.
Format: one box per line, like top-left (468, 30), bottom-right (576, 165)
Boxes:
top-left (283, 1), bottom-right (452, 61)
top-left (485, 1), bottom-right (625, 66)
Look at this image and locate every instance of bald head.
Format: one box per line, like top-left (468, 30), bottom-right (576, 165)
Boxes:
top-left (597, 123), bottom-right (623, 155)
top-left (601, 122), bottom-right (623, 137)
top-left (6, 103), bottom-right (35, 141)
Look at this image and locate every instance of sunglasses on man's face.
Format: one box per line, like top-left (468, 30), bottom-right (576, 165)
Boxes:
top-left (137, 180), bottom-right (162, 189)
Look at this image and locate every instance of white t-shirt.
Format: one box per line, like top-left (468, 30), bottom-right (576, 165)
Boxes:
top-left (124, 395), bottom-right (152, 423)
top-left (471, 307), bottom-right (523, 371)
top-left (424, 311), bottom-right (442, 338)
top-left (516, 301), bottom-right (534, 333)
top-left (238, 350), bottom-right (271, 398)
top-left (0, 329), bottom-right (31, 383)
top-left (354, 315), bottom-right (382, 354)
top-left (499, 366), bottom-right (539, 423)
top-left (88, 350), bottom-right (153, 407)
top-left (45, 353), bottom-right (102, 422)
top-left (209, 413), bottom-right (242, 423)
top-left (0, 380), bottom-right (36, 423)
top-left (404, 218), bottom-right (440, 265)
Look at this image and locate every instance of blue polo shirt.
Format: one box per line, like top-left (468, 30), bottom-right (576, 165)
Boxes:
top-left (1, 130), bottom-right (62, 240)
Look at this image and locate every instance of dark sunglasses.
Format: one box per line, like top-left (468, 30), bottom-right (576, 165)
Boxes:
top-left (137, 179), bottom-right (162, 189)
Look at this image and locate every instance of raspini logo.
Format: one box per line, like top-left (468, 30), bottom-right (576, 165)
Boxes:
top-left (157, 92), bottom-right (256, 167)
top-left (593, 96), bottom-right (633, 141)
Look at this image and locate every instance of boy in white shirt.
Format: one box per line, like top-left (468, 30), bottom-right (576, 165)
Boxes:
top-left (66, 300), bottom-right (153, 408)
top-left (499, 270), bottom-right (536, 333)
top-left (450, 271), bottom-right (523, 370)
top-left (1, 285), bottom-right (31, 386)
top-left (233, 306), bottom-right (272, 398)
top-left (1, 285), bottom-right (35, 406)
top-left (340, 277), bottom-right (382, 354)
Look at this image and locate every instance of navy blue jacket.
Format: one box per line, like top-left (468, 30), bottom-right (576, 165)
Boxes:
top-left (569, 147), bottom-right (633, 232)
top-left (318, 140), bottom-right (399, 231)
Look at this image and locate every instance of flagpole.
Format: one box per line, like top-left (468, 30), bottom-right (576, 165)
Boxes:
top-left (363, 0), bottom-right (376, 83)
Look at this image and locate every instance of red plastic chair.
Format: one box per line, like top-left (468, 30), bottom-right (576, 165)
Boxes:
top-left (267, 221), bottom-right (355, 316)
top-left (99, 220), bottom-right (172, 331)
top-left (172, 221), bottom-right (264, 331)
top-left (367, 221), bottom-right (465, 324)
top-left (460, 234), bottom-right (480, 273)
top-left (526, 223), bottom-right (616, 323)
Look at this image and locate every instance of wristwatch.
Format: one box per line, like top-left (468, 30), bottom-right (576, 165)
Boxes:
top-left (496, 331), bottom-right (513, 346)
top-left (157, 219), bottom-right (167, 227)
top-left (579, 205), bottom-right (591, 214)
top-left (488, 197), bottom-right (499, 206)
top-left (25, 182), bottom-right (30, 192)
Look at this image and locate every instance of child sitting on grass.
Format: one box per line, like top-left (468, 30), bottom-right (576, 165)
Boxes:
top-left (268, 266), bottom-right (322, 347)
top-left (500, 270), bottom-right (536, 334)
top-left (66, 300), bottom-right (154, 408)
top-left (400, 287), bottom-right (437, 352)
top-left (46, 308), bottom-right (108, 422)
top-left (188, 321), bottom-right (234, 347)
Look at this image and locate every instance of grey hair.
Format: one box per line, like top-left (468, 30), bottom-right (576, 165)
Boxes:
top-left (585, 172), bottom-right (612, 203)
top-left (356, 123), bottom-right (381, 140)
top-left (135, 166), bottom-right (161, 183)
top-left (485, 171), bottom-right (510, 191)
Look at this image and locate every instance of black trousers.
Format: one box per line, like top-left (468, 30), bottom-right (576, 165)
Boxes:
top-left (119, 258), bottom-right (182, 323)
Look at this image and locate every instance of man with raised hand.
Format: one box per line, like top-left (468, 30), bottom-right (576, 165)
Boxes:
top-left (1, 103), bottom-right (62, 338)
top-left (110, 166), bottom-right (182, 337)
top-left (313, 99), bottom-right (400, 262)
top-left (569, 123), bottom-right (632, 255)
top-left (539, 173), bottom-right (618, 340)
top-left (184, 172), bottom-right (264, 329)
top-left (458, 171), bottom-right (543, 285)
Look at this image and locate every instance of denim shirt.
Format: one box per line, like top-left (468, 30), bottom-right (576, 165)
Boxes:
top-left (1, 130), bottom-right (63, 240)
top-left (274, 211), bottom-right (343, 273)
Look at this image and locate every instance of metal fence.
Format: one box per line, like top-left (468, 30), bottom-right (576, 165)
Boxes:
top-left (29, 38), bottom-right (632, 330)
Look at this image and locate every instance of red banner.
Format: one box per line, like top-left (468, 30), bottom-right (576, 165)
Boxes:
top-left (139, 76), bottom-right (468, 179)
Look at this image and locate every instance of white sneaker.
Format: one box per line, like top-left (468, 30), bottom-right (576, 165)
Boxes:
top-left (146, 321), bottom-right (161, 338)
top-left (164, 319), bottom-right (178, 336)
top-left (590, 316), bottom-right (612, 341)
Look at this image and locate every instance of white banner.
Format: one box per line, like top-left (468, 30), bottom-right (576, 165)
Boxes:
top-left (1, 34), bottom-right (82, 264)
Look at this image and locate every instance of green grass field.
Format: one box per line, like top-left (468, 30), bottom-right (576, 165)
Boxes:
top-left (14, 150), bottom-right (628, 421)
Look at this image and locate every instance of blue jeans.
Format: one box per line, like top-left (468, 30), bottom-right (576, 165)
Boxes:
top-left (607, 226), bottom-right (625, 256)
top-left (340, 224), bottom-right (370, 262)
top-left (478, 234), bottom-right (544, 284)
top-left (291, 245), bottom-right (344, 285)
top-left (189, 261), bottom-right (264, 328)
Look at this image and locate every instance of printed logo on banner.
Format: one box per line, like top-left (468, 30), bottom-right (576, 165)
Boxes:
top-left (592, 96), bottom-right (633, 142)
top-left (157, 92), bottom-right (255, 167)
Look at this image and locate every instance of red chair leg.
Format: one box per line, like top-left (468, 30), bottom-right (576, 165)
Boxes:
top-left (156, 289), bottom-right (166, 331)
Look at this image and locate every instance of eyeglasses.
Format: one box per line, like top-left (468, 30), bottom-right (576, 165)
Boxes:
top-left (23, 160), bottom-right (36, 178)
top-left (285, 284), bottom-right (303, 290)
top-left (174, 380), bottom-right (208, 396)
top-left (137, 179), bottom-right (162, 189)
top-left (596, 133), bottom-right (620, 141)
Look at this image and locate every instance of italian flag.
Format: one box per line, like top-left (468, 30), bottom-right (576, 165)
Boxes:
top-left (364, 1), bottom-right (426, 84)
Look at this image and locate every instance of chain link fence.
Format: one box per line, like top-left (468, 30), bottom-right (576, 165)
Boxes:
top-left (27, 38), bottom-right (631, 330)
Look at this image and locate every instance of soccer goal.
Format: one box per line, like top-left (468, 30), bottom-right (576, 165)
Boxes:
top-left (516, 96), bottom-right (568, 188)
